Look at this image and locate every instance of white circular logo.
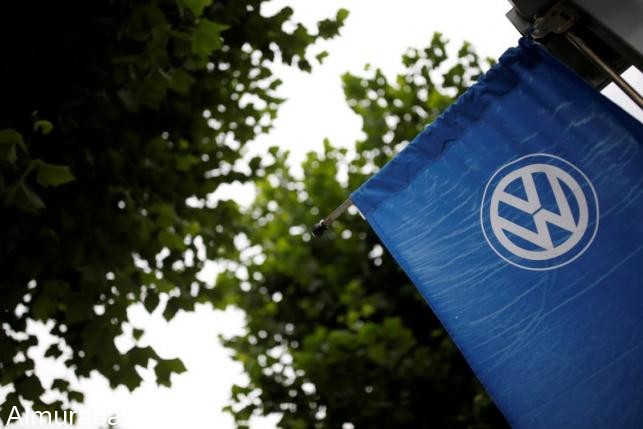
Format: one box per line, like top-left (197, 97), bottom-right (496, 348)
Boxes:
top-left (480, 153), bottom-right (599, 270)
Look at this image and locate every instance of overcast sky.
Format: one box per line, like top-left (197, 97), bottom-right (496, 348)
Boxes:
top-left (12, 1), bottom-right (642, 428)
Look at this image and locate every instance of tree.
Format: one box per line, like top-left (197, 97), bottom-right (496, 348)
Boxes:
top-left (0, 0), bottom-right (347, 422)
top-left (220, 33), bottom-right (508, 428)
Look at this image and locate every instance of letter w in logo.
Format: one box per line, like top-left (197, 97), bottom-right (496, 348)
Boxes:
top-left (489, 163), bottom-right (589, 261)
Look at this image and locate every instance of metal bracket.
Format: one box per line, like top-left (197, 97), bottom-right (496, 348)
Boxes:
top-left (531, 3), bottom-right (579, 39)
top-left (526, 2), bottom-right (642, 109)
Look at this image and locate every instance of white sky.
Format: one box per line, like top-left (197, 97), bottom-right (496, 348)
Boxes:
top-left (8, 1), bottom-right (642, 428)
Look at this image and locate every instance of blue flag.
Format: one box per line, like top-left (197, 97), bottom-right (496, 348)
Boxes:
top-left (351, 38), bottom-right (643, 428)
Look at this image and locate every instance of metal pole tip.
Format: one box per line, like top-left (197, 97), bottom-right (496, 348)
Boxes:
top-left (312, 220), bottom-right (328, 238)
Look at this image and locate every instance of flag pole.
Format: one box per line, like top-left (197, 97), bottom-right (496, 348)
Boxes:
top-left (564, 31), bottom-right (643, 110)
top-left (312, 198), bottom-right (353, 237)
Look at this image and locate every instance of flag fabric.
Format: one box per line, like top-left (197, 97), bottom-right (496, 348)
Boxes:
top-left (351, 38), bottom-right (643, 428)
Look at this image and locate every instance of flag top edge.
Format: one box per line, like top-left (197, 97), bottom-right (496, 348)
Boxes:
top-left (351, 38), bottom-right (544, 215)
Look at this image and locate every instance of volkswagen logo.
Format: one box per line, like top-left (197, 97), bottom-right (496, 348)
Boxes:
top-left (481, 153), bottom-right (599, 270)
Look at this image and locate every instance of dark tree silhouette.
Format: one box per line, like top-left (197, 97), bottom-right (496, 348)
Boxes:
top-left (0, 0), bottom-right (346, 421)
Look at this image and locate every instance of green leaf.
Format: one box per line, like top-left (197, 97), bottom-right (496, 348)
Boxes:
top-left (0, 392), bottom-right (23, 425)
top-left (137, 70), bottom-right (168, 110)
top-left (33, 120), bottom-right (54, 135)
top-left (168, 69), bottom-right (195, 94)
top-left (127, 346), bottom-right (156, 367)
top-left (155, 358), bottom-right (187, 387)
top-left (154, 203), bottom-right (177, 227)
top-left (6, 182), bottom-right (45, 212)
top-left (117, 89), bottom-right (138, 111)
top-left (176, 154), bottom-right (200, 171)
top-left (185, 220), bottom-right (200, 235)
top-left (315, 51), bottom-right (329, 63)
top-left (162, 298), bottom-right (180, 320)
top-left (68, 391), bottom-right (84, 403)
top-left (0, 128), bottom-right (24, 163)
top-left (155, 278), bottom-right (175, 293)
top-left (144, 292), bottom-right (160, 313)
top-left (31, 399), bottom-right (64, 418)
top-left (133, 328), bottom-right (144, 341)
top-left (180, 0), bottom-right (212, 16)
top-left (31, 296), bottom-right (56, 320)
top-left (192, 20), bottom-right (228, 56)
top-left (34, 161), bottom-right (75, 188)
top-left (52, 378), bottom-right (70, 392)
top-left (16, 375), bottom-right (45, 399)
top-left (21, 335), bottom-right (38, 348)
top-left (158, 229), bottom-right (186, 251)
top-left (0, 128), bottom-right (25, 147)
top-left (44, 344), bottom-right (63, 359)
top-left (336, 8), bottom-right (350, 23)
top-left (0, 143), bottom-right (17, 164)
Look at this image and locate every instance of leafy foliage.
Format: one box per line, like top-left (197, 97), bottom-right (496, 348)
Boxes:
top-left (221, 33), bottom-right (507, 428)
top-left (0, 0), bottom-right (346, 422)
